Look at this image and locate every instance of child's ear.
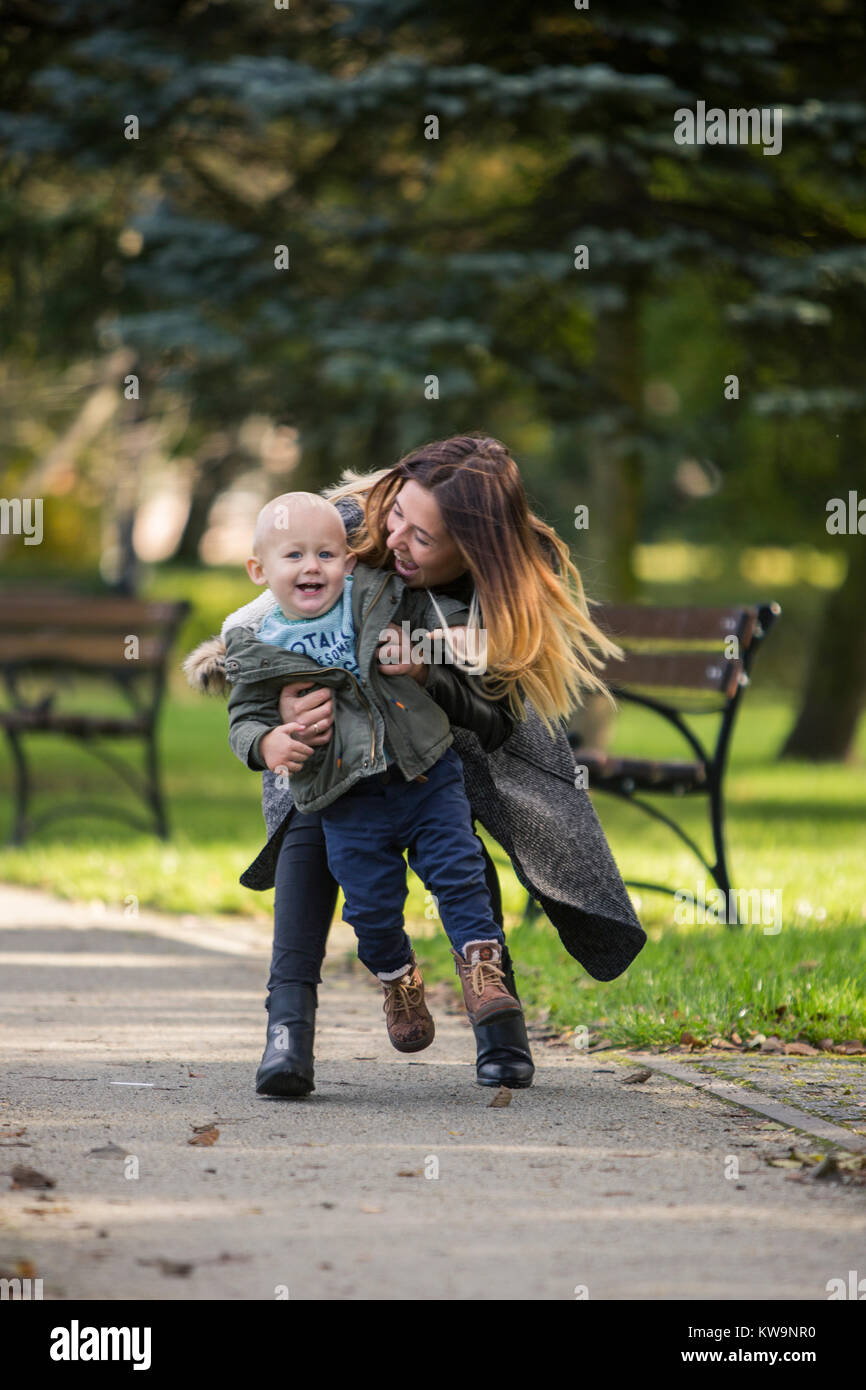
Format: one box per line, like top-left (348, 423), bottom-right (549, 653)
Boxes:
top-left (246, 556), bottom-right (267, 586)
top-left (345, 552), bottom-right (359, 574)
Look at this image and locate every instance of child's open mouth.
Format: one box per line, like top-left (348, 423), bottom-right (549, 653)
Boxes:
top-left (296, 582), bottom-right (324, 593)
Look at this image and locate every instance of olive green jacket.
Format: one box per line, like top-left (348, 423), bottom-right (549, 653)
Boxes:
top-left (223, 562), bottom-right (472, 813)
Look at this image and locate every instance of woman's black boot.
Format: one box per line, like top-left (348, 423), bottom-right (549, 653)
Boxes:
top-left (255, 983), bottom-right (317, 1097)
top-left (471, 947), bottom-right (535, 1088)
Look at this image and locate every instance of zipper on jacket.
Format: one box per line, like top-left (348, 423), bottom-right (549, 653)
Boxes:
top-left (353, 573), bottom-right (392, 763)
top-left (294, 663), bottom-right (378, 766)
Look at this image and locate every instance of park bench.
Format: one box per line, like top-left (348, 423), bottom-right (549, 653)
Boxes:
top-left (524, 600), bottom-right (781, 926)
top-left (0, 592), bottom-right (189, 845)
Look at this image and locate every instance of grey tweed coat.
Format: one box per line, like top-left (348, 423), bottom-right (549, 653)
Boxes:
top-left (213, 499), bottom-right (646, 982)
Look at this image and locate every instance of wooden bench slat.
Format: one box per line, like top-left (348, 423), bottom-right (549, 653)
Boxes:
top-left (607, 651), bottom-right (744, 698)
top-left (596, 604), bottom-right (758, 647)
top-left (575, 747), bottom-right (708, 790)
top-left (0, 633), bottom-right (167, 668)
top-left (0, 596), bottom-right (186, 630)
top-left (0, 710), bottom-right (149, 736)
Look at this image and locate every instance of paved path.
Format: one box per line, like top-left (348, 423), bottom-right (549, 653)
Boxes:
top-left (1, 885), bottom-right (864, 1301)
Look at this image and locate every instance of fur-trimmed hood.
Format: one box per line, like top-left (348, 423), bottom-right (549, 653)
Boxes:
top-left (182, 589), bottom-right (279, 696)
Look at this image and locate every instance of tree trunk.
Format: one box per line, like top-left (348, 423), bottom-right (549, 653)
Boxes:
top-left (591, 286), bottom-right (644, 600)
top-left (780, 534), bottom-right (866, 761)
top-left (173, 447), bottom-right (237, 565)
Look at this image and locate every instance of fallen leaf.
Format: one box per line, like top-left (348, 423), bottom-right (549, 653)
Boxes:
top-left (396, 1169), bottom-right (421, 1177)
top-left (360, 1204), bottom-right (383, 1213)
top-left (760, 1036), bottom-right (785, 1054)
top-left (87, 1143), bottom-right (127, 1159)
top-left (710, 1038), bottom-right (738, 1050)
top-left (679, 1031), bottom-right (705, 1048)
top-left (16, 1259), bottom-right (37, 1278)
top-left (588, 1038), bottom-right (614, 1052)
top-left (746, 1033), bottom-right (766, 1050)
top-left (10, 1165), bottom-right (55, 1190)
top-left (188, 1126), bottom-right (219, 1147)
top-left (731, 1032), bottom-right (742, 1046)
top-left (783, 1042), bottom-right (819, 1056)
top-left (621, 1069), bottom-right (652, 1085)
top-left (488, 1086), bottom-right (512, 1107)
top-left (766, 1146), bottom-right (822, 1170)
top-left (817, 1038), bottom-right (835, 1051)
top-left (833, 1041), bottom-right (866, 1055)
top-left (809, 1156), bottom-right (840, 1181)
top-left (23, 1204), bottom-right (71, 1216)
top-left (0, 1129), bottom-right (26, 1139)
top-left (137, 1257), bottom-right (194, 1278)
top-left (187, 1070), bottom-right (204, 1078)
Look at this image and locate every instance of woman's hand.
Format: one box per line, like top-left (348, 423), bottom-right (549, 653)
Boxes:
top-left (428, 626), bottom-right (470, 662)
top-left (277, 681), bottom-right (334, 745)
top-left (377, 623), bottom-right (428, 685)
top-left (259, 724), bottom-right (318, 775)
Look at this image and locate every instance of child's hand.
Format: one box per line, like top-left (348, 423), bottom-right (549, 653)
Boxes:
top-left (277, 682), bottom-right (334, 745)
top-left (259, 723), bottom-right (318, 775)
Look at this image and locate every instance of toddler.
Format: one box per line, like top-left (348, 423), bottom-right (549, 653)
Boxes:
top-left (223, 491), bottom-right (523, 1052)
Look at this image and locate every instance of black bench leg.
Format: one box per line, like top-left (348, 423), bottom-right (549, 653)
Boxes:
top-left (145, 728), bottom-right (169, 840)
top-left (5, 729), bottom-right (31, 846)
top-left (521, 892), bottom-right (541, 925)
top-left (708, 774), bottom-right (739, 927)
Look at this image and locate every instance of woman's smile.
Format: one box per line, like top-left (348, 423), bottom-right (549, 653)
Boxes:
top-left (393, 552), bottom-right (419, 579)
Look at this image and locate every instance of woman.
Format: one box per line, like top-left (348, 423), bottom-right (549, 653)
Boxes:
top-left (188, 435), bottom-right (645, 1096)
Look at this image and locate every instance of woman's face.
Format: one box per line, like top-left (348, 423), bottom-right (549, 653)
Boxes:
top-left (385, 479), bottom-right (466, 588)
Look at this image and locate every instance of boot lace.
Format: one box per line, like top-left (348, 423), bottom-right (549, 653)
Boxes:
top-left (384, 975), bottom-right (423, 1019)
top-left (469, 957), bottom-right (505, 997)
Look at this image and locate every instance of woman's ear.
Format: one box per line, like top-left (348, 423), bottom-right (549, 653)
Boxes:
top-left (345, 552), bottom-right (359, 573)
top-left (246, 555), bottom-right (267, 586)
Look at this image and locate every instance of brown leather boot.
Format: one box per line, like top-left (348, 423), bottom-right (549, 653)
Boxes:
top-left (452, 939), bottom-right (524, 1028)
top-left (378, 953), bottom-right (435, 1053)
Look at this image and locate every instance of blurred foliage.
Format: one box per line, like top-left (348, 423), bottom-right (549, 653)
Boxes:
top-left (1, 0), bottom-right (864, 750)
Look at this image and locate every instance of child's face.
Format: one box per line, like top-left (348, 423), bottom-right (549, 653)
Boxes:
top-left (247, 506), bottom-right (354, 619)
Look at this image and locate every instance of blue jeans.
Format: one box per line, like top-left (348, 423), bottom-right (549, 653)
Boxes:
top-left (318, 746), bottom-right (504, 977)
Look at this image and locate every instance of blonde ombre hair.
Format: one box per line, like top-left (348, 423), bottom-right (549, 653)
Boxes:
top-left (323, 436), bottom-right (622, 732)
